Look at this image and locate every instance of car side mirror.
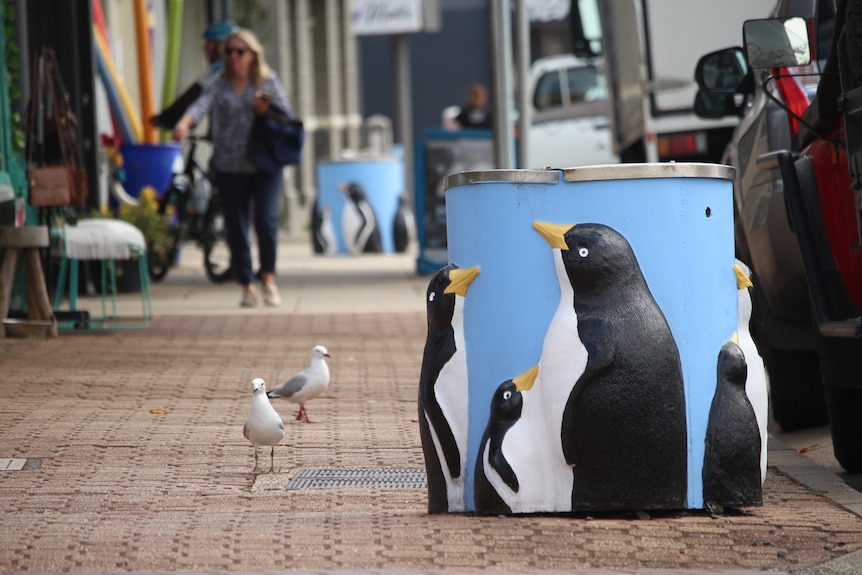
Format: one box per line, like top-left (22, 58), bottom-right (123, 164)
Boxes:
top-left (743, 17), bottom-right (811, 69)
top-left (693, 90), bottom-right (745, 119)
top-left (695, 47), bottom-right (752, 94)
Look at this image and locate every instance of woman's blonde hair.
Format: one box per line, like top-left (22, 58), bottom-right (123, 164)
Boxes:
top-left (222, 28), bottom-right (272, 88)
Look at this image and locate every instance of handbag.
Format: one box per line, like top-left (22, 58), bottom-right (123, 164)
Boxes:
top-left (27, 47), bottom-right (89, 208)
top-left (246, 103), bottom-right (305, 174)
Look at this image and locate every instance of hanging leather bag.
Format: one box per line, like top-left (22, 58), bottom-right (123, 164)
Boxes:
top-left (27, 48), bottom-right (89, 208)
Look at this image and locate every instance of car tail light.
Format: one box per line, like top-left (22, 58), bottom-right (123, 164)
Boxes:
top-left (657, 131), bottom-right (707, 159)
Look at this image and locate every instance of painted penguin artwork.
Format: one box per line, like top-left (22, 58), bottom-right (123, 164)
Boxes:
top-left (702, 341), bottom-right (763, 508)
top-left (532, 222), bottom-right (688, 511)
top-left (424, 164), bottom-right (757, 514)
top-left (473, 366), bottom-right (539, 515)
top-left (418, 263), bottom-right (480, 513)
top-left (339, 182), bottom-right (384, 254)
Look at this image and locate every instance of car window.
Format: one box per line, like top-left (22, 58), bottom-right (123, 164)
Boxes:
top-left (534, 71), bottom-right (564, 110)
top-left (566, 65), bottom-right (605, 103)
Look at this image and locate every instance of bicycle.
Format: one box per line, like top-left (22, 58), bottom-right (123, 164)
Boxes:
top-left (147, 135), bottom-right (233, 283)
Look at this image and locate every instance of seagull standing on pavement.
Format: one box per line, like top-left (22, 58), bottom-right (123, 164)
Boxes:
top-left (243, 378), bottom-right (285, 473)
top-left (267, 345), bottom-right (331, 423)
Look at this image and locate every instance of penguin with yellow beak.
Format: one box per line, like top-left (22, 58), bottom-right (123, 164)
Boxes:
top-left (418, 264), bottom-right (480, 513)
top-left (474, 365), bottom-right (539, 515)
top-left (533, 221), bottom-right (688, 510)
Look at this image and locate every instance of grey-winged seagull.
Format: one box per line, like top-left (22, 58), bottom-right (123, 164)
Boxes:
top-left (267, 345), bottom-right (331, 423)
top-left (243, 378), bottom-right (285, 473)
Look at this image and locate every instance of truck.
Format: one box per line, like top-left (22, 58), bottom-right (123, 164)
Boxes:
top-left (569, 0), bottom-right (774, 163)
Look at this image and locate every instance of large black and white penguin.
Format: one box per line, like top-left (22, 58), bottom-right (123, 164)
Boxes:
top-left (735, 260), bottom-right (769, 483)
top-left (338, 182), bottom-right (383, 254)
top-left (418, 263), bottom-right (480, 513)
top-left (702, 340), bottom-right (763, 508)
top-left (533, 221), bottom-right (688, 511)
top-left (392, 191), bottom-right (416, 253)
top-left (473, 365), bottom-right (539, 515)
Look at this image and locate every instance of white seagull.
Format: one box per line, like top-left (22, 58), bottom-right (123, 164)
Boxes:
top-left (267, 345), bottom-right (331, 423)
top-left (243, 378), bottom-right (285, 473)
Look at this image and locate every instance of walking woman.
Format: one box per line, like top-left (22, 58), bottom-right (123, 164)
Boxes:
top-left (173, 28), bottom-right (293, 307)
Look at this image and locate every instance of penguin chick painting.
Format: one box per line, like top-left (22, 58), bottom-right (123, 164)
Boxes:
top-left (418, 263), bottom-right (480, 513)
top-left (393, 191), bottom-right (416, 253)
top-left (533, 221), bottom-right (688, 511)
top-left (312, 199), bottom-right (338, 255)
top-left (474, 365), bottom-right (539, 516)
top-left (703, 341), bottom-right (763, 508)
top-left (735, 260), bottom-right (769, 484)
top-left (338, 182), bottom-right (383, 254)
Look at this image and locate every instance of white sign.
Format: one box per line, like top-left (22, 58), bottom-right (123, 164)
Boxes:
top-left (351, 0), bottom-right (424, 35)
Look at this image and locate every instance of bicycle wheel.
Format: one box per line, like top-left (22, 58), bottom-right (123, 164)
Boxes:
top-left (148, 186), bottom-right (181, 282)
top-left (203, 196), bottom-right (233, 283)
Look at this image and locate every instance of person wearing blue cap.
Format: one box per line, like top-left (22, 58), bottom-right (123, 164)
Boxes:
top-left (151, 21), bottom-right (237, 129)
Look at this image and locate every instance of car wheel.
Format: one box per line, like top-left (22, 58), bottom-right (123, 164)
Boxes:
top-left (824, 387), bottom-right (862, 473)
top-left (749, 282), bottom-right (828, 431)
top-left (762, 346), bottom-right (828, 431)
top-left (817, 335), bottom-right (862, 473)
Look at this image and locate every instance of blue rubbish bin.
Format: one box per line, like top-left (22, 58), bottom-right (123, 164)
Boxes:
top-left (422, 163), bottom-right (756, 514)
top-left (314, 157), bottom-right (405, 255)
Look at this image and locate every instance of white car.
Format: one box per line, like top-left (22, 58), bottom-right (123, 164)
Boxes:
top-left (526, 54), bottom-right (619, 168)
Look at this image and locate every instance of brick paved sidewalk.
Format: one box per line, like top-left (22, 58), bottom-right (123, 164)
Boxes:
top-left (2, 311), bottom-right (862, 574)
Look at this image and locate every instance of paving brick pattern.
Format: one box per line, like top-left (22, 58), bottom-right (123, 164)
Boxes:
top-left (1, 312), bottom-right (861, 574)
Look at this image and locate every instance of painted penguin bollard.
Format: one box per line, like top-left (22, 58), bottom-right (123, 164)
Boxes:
top-left (313, 158), bottom-right (413, 255)
top-left (419, 164), bottom-right (767, 514)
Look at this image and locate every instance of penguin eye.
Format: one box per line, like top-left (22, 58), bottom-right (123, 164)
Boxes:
top-left (577, 244), bottom-right (589, 258)
top-left (429, 292), bottom-right (436, 302)
top-left (502, 390), bottom-right (512, 401)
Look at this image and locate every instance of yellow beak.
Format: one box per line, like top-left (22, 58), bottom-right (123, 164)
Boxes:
top-left (513, 365), bottom-right (539, 392)
top-left (734, 263), bottom-right (753, 290)
top-left (533, 221), bottom-right (574, 250)
top-left (444, 266), bottom-right (480, 296)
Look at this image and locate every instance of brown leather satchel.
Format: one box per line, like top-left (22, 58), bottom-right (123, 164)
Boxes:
top-left (27, 47), bottom-right (89, 208)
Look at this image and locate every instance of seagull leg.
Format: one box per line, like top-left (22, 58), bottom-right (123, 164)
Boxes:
top-left (297, 404), bottom-right (312, 423)
top-left (252, 446), bottom-right (260, 473)
top-left (269, 446), bottom-right (275, 473)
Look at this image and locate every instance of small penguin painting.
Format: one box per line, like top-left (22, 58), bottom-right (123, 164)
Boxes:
top-left (338, 182), bottom-right (383, 254)
top-left (735, 260), bottom-right (769, 484)
top-left (473, 365), bottom-right (539, 516)
top-left (311, 199), bottom-right (338, 256)
top-left (393, 191), bottom-right (416, 253)
top-left (703, 341), bottom-right (763, 508)
top-left (533, 221), bottom-right (688, 511)
top-left (418, 263), bottom-right (480, 513)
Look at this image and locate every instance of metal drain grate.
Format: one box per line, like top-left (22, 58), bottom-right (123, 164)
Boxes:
top-left (285, 468), bottom-right (427, 490)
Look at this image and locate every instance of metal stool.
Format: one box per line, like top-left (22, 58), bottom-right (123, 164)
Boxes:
top-left (0, 225), bottom-right (58, 337)
top-left (53, 219), bottom-right (153, 329)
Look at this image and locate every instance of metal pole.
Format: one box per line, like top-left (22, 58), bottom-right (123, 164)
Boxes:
top-left (325, 0), bottom-right (344, 157)
top-left (342, 3), bottom-right (361, 151)
top-left (295, 0), bottom-right (316, 206)
top-left (515, 0), bottom-right (531, 169)
top-left (393, 34), bottom-right (414, 199)
top-left (489, 0), bottom-right (515, 169)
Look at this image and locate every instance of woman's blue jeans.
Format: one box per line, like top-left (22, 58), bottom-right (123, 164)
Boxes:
top-left (215, 170), bottom-right (284, 286)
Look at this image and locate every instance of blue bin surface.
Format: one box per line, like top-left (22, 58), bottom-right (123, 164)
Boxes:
top-left (443, 164), bottom-right (738, 512)
top-left (120, 143), bottom-right (182, 198)
top-left (315, 157), bottom-right (405, 255)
